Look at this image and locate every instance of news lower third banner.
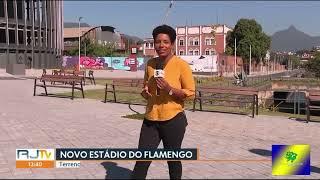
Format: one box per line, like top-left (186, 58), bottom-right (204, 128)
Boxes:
top-left (16, 148), bottom-right (198, 168)
top-left (272, 144), bottom-right (310, 175)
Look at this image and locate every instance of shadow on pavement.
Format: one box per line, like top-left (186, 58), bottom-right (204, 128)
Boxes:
top-left (249, 148), bottom-right (320, 174)
top-left (249, 148), bottom-right (271, 157)
top-left (289, 117), bottom-right (320, 123)
top-left (101, 162), bottom-right (132, 179)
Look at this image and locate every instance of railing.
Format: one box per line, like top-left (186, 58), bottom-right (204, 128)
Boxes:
top-left (195, 69), bottom-right (303, 88)
top-left (259, 89), bottom-right (306, 116)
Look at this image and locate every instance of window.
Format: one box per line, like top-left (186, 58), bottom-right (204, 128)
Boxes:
top-left (179, 50), bottom-right (184, 55)
top-left (17, 0), bottom-right (23, 19)
top-left (9, 29), bottom-right (15, 44)
top-left (0, 0), bottom-right (4, 17)
top-left (34, 31), bottom-right (38, 46)
top-left (211, 38), bottom-right (215, 45)
top-left (194, 39), bottom-right (199, 46)
top-left (7, 0), bottom-right (14, 18)
top-left (205, 39), bottom-right (210, 45)
top-left (194, 50), bottom-right (199, 56)
top-left (150, 43), bottom-right (153, 48)
top-left (179, 39), bottom-right (184, 46)
top-left (18, 30), bottom-right (24, 44)
top-left (0, 29), bottom-right (6, 43)
top-left (27, 30), bottom-right (31, 45)
top-left (41, 32), bottom-right (44, 44)
top-left (189, 50), bottom-right (193, 55)
top-left (205, 49), bottom-right (210, 55)
top-left (205, 38), bottom-right (215, 45)
top-left (210, 50), bottom-right (215, 55)
top-left (189, 38), bottom-right (193, 46)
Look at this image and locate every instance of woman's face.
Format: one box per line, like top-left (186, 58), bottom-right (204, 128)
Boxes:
top-left (154, 33), bottom-right (173, 59)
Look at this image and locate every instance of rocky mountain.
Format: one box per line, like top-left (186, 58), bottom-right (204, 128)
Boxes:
top-left (271, 25), bottom-right (320, 52)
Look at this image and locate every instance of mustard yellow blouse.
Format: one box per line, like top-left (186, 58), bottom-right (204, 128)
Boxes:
top-left (143, 55), bottom-right (195, 121)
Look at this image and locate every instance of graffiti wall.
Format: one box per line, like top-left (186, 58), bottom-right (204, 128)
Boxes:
top-left (62, 56), bottom-right (105, 69)
top-left (62, 56), bottom-right (146, 70)
top-left (103, 57), bottom-right (145, 70)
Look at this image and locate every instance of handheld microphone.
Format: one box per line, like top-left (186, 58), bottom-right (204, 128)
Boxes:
top-left (155, 61), bottom-right (164, 96)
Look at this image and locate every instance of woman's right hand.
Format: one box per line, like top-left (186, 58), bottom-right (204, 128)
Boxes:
top-left (141, 85), bottom-right (152, 99)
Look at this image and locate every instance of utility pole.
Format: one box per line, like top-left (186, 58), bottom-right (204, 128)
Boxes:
top-left (234, 38), bottom-right (237, 75)
top-left (78, 16), bottom-right (83, 71)
top-left (84, 42), bottom-right (86, 57)
top-left (249, 44), bottom-right (252, 75)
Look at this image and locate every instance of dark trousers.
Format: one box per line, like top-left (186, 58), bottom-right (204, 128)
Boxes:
top-left (131, 112), bottom-right (188, 179)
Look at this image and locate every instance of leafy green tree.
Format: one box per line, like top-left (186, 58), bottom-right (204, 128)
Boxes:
top-left (291, 56), bottom-right (301, 69)
top-left (304, 53), bottom-right (320, 77)
top-left (65, 38), bottom-right (116, 57)
top-left (225, 18), bottom-right (271, 64)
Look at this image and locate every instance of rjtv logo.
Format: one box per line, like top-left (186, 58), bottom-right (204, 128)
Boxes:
top-left (16, 149), bottom-right (55, 168)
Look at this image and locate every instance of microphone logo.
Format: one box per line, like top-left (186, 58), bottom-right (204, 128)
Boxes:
top-left (155, 61), bottom-right (164, 96)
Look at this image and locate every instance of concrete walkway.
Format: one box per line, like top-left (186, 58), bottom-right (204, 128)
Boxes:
top-left (0, 79), bottom-right (319, 179)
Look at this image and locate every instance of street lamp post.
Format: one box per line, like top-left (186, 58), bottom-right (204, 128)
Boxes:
top-left (249, 44), bottom-right (252, 75)
top-left (78, 17), bottom-right (83, 71)
top-left (234, 38), bottom-right (237, 75)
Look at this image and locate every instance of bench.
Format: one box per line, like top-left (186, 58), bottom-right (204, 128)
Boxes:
top-left (85, 70), bottom-right (96, 85)
top-left (104, 79), bottom-right (144, 103)
top-left (306, 90), bottom-right (320, 123)
top-left (193, 86), bottom-right (259, 118)
top-left (33, 74), bottom-right (85, 100)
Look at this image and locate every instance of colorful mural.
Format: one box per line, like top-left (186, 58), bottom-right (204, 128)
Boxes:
top-left (62, 56), bottom-right (146, 70)
top-left (103, 57), bottom-right (145, 70)
top-left (81, 57), bottom-right (105, 69)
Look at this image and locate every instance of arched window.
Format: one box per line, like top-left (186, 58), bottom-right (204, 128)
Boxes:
top-left (205, 48), bottom-right (210, 55)
top-left (210, 49), bottom-right (216, 55)
top-left (179, 39), bottom-right (184, 46)
top-left (194, 38), bottom-right (199, 46)
top-left (179, 50), bottom-right (184, 55)
top-left (194, 49), bottom-right (199, 56)
top-left (188, 49), bottom-right (193, 55)
top-left (189, 38), bottom-right (194, 46)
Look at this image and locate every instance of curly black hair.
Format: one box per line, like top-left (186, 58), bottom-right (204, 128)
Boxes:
top-left (152, 24), bottom-right (176, 44)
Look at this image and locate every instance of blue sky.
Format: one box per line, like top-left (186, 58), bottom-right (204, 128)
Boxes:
top-left (64, 1), bottom-right (320, 39)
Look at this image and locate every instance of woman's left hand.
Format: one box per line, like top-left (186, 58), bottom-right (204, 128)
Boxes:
top-left (156, 78), bottom-right (171, 92)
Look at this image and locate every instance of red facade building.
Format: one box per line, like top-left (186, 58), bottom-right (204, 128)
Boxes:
top-left (175, 24), bottom-right (232, 56)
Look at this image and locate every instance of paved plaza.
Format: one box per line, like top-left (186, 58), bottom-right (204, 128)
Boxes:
top-left (0, 78), bottom-right (320, 179)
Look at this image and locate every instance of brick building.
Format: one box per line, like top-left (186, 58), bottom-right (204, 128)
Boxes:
top-left (143, 24), bottom-right (232, 58)
top-left (175, 24), bottom-right (232, 56)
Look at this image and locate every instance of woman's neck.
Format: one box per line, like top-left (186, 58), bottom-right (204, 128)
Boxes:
top-left (159, 54), bottom-right (174, 65)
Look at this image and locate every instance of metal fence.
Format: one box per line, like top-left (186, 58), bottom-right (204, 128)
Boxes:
top-left (259, 89), bottom-right (307, 116)
top-left (195, 69), bottom-right (303, 88)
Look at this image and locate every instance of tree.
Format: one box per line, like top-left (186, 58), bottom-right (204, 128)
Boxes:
top-left (290, 55), bottom-right (301, 69)
top-left (64, 38), bottom-right (115, 57)
top-left (225, 18), bottom-right (271, 64)
top-left (304, 53), bottom-right (320, 78)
